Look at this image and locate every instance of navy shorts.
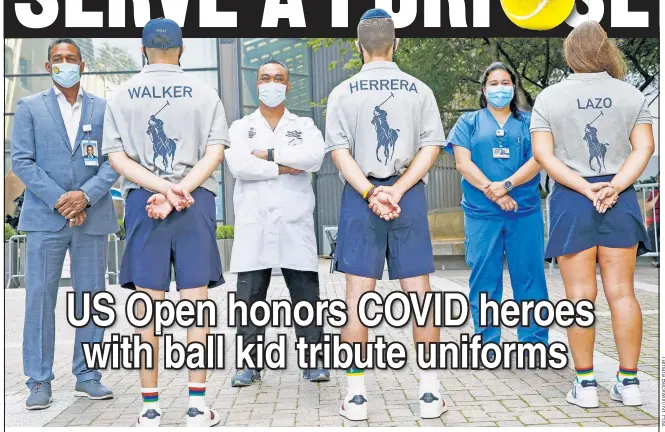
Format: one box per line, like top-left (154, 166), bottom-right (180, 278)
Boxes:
top-left (120, 188), bottom-right (224, 291)
top-left (334, 176), bottom-right (435, 280)
top-left (546, 175), bottom-right (651, 259)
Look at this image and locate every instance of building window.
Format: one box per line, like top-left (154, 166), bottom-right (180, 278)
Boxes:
top-left (19, 58), bottom-right (29, 89)
top-left (239, 38), bottom-right (313, 118)
top-left (4, 46), bottom-right (13, 73)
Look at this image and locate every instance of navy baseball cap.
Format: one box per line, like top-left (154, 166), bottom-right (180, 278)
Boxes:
top-left (142, 18), bottom-right (182, 49)
top-left (360, 8), bottom-right (392, 21)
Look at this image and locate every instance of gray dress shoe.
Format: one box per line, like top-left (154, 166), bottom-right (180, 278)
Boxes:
top-left (26, 382), bottom-right (52, 410)
top-left (74, 379), bottom-right (114, 400)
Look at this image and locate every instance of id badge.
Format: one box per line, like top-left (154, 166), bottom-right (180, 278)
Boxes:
top-left (81, 140), bottom-right (99, 166)
top-left (493, 147), bottom-right (510, 159)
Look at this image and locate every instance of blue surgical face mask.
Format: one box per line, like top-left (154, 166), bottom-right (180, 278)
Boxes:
top-left (486, 85), bottom-right (514, 109)
top-left (50, 62), bottom-right (81, 88)
top-left (258, 83), bottom-right (287, 108)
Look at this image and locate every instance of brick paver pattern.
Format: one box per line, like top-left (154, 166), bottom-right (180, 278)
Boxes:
top-left (4, 263), bottom-right (659, 427)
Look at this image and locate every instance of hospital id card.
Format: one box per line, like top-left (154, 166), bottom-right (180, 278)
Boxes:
top-left (81, 140), bottom-right (99, 166)
top-left (493, 148), bottom-right (510, 159)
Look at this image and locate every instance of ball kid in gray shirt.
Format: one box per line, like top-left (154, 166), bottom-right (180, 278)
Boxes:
top-left (325, 61), bottom-right (445, 182)
top-left (102, 64), bottom-right (230, 198)
top-left (530, 71), bottom-right (652, 178)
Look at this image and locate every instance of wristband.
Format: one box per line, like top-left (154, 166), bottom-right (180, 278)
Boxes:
top-left (267, 149), bottom-right (274, 162)
top-left (362, 185), bottom-right (375, 201)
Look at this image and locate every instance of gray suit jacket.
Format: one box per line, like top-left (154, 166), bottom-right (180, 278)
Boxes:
top-left (11, 88), bottom-right (119, 235)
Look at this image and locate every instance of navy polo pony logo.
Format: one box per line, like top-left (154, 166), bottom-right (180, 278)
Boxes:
top-left (147, 101), bottom-right (177, 172)
top-left (372, 92), bottom-right (400, 165)
top-left (583, 112), bottom-right (609, 172)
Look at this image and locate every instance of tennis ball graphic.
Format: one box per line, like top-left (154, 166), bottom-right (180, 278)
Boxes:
top-left (501, 0), bottom-right (576, 31)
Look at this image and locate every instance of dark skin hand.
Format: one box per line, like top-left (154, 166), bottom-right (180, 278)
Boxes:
top-left (56, 191), bottom-right (87, 219)
top-left (253, 150), bottom-right (304, 175)
top-left (278, 165), bottom-right (304, 175)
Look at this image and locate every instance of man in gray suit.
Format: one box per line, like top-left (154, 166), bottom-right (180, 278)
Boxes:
top-left (11, 39), bottom-right (119, 410)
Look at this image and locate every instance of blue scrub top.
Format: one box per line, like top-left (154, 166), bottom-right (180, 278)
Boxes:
top-left (445, 109), bottom-right (541, 220)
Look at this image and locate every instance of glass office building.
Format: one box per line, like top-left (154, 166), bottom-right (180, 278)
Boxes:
top-left (4, 38), bottom-right (313, 223)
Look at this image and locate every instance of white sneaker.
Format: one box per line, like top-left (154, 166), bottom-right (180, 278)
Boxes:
top-left (136, 407), bottom-right (162, 427)
top-left (610, 376), bottom-right (642, 406)
top-left (419, 387), bottom-right (447, 419)
top-left (566, 379), bottom-right (599, 408)
top-left (186, 406), bottom-right (220, 427)
top-left (339, 393), bottom-right (368, 421)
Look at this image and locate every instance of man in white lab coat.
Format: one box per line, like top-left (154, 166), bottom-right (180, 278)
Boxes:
top-left (225, 58), bottom-right (328, 387)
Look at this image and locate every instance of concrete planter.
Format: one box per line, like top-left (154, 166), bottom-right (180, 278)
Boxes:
top-left (217, 238), bottom-right (234, 273)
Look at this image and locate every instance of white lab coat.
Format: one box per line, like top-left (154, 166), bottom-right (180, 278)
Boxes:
top-left (225, 109), bottom-right (325, 273)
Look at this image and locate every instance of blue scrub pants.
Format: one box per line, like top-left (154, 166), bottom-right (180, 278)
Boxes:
top-left (464, 210), bottom-right (549, 345)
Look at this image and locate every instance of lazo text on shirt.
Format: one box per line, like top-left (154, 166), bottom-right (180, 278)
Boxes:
top-left (577, 97), bottom-right (612, 110)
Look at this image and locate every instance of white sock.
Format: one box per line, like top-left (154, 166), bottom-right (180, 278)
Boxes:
top-left (346, 369), bottom-right (366, 395)
top-left (420, 370), bottom-right (439, 395)
top-left (188, 382), bottom-right (207, 409)
top-left (141, 387), bottom-right (160, 412)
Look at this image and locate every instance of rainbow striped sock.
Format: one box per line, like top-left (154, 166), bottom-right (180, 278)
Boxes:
top-left (189, 385), bottom-right (206, 398)
top-left (346, 368), bottom-right (365, 394)
top-left (189, 383), bottom-right (206, 409)
top-left (575, 366), bottom-right (595, 382)
top-left (141, 388), bottom-right (159, 406)
top-left (618, 367), bottom-right (637, 381)
top-left (346, 368), bottom-right (364, 377)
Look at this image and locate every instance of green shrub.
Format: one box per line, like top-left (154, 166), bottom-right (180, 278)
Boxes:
top-left (116, 219), bottom-right (126, 240)
top-left (4, 224), bottom-right (15, 242)
top-left (216, 225), bottom-right (234, 240)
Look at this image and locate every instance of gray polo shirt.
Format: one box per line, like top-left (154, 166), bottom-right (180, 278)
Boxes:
top-left (325, 61), bottom-right (445, 183)
top-left (530, 72), bottom-right (652, 177)
top-left (103, 64), bottom-right (230, 198)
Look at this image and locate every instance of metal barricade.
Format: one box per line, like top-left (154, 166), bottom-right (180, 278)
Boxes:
top-left (5, 235), bottom-right (27, 288)
top-left (635, 183), bottom-right (659, 258)
top-left (5, 233), bottom-right (122, 288)
top-left (106, 233), bottom-right (121, 284)
top-left (545, 195), bottom-right (556, 274)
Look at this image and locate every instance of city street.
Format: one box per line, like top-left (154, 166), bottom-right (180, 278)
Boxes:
top-left (4, 260), bottom-right (659, 427)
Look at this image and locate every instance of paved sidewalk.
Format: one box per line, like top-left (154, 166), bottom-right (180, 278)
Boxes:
top-left (4, 261), bottom-right (659, 427)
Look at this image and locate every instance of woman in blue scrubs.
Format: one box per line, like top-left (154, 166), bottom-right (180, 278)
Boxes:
top-left (446, 62), bottom-right (548, 350)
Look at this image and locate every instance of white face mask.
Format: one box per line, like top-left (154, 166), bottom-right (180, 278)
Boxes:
top-left (258, 83), bottom-right (287, 108)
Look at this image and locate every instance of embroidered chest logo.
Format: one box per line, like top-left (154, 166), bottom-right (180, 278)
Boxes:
top-left (286, 130), bottom-right (303, 146)
top-left (248, 127), bottom-right (256, 139)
